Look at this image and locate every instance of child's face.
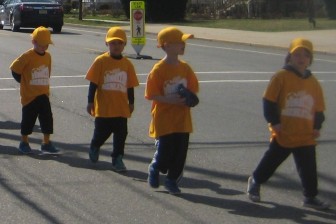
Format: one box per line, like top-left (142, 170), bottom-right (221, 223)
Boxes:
top-left (164, 42), bottom-right (186, 55)
top-left (289, 48), bottom-right (312, 72)
top-left (107, 40), bottom-right (125, 56)
top-left (32, 40), bottom-right (49, 54)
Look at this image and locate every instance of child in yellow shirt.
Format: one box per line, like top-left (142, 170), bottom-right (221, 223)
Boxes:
top-left (85, 27), bottom-right (139, 172)
top-left (10, 26), bottom-right (59, 154)
top-left (145, 27), bottom-right (199, 194)
top-left (247, 38), bottom-right (330, 210)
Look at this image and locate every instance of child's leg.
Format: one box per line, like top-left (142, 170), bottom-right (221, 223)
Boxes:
top-left (37, 95), bottom-right (53, 142)
top-left (111, 117), bottom-right (127, 158)
top-left (43, 134), bottom-right (50, 144)
top-left (166, 133), bottom-right (189, 181)
top-left (252, 140), bottom-right (291, 184)
top-left (292, 145), bottom-right (317, 198)
top-left (21, 98), bottom-right (40, 141)
top-left (91, 117), bottom-right (113, 148)
top-left (151, 134), bottom-right (175, 173)
top-left (21, 135), bottom-right (29, 143)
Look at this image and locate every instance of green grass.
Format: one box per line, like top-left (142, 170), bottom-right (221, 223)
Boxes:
top-left (64, 14), bottom-right (336, 32)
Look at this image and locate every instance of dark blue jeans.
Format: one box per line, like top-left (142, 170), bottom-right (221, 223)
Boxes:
top-left (90, 117), bottom-right (127, 158)
top-left (253, 139), bottom-right (318, 198)
top-left (152, 133), bottom-right (189, 180)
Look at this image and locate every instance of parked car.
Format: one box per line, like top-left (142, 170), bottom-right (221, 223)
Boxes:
top-left (0, 0), bottom-right (63, 32)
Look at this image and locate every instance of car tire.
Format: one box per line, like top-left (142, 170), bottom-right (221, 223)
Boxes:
top-left (0, 24), bottom-right (3, 30)
top-left (10, 16), bottom-right (20, 32)
top-left (52, 25), bottom-right (62, 33)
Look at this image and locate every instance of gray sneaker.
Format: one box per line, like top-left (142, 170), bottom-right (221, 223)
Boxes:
top-left (303, 197), bottom-right (331, 210)
top-left (247, 176), bottom-right (260, 202)
top-left (112, 155), bottom-right (127, 172)
top-left (19, 141), bottom-right (32, 154)
top-left (41, 142), bottom-right (59, 154)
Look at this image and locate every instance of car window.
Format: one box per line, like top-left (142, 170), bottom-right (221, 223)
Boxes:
top-left (21, 0), bottom-right (56, 2)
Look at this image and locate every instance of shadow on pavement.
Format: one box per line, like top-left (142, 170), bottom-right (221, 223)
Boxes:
top-left (179, 193), bottom-right (336, 223)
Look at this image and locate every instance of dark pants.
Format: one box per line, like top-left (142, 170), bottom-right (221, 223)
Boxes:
top-left (253, 139), bottom-right (318, 198)
top-left (152, 133), bottom-right (189, 180)
top-left (21, 94), bottom-right (53, 135)
top-left (91, 117), bottom-right (127, 158)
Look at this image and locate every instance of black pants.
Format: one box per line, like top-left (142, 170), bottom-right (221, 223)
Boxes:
top-left (91, 117), bottom-right (127, 158)
top-left (21, 94), bottom-right (53, 135)
top-left (152, 133), bottom-right (189, 180)
top-left (253, 139), bottom-right (318, 198)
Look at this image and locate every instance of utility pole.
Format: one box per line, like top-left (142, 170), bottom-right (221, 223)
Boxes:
top-left (78, 0), bottom-right (83, 20)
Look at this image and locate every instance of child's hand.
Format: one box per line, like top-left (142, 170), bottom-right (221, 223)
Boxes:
top-left (166, 94), bottom-right (186, 105)
top-left (313, 129), bottom-right (320, 138)
top-left (272, 124), bottom-right (281, 135)
top-left (129, 104), bottom-right (134, 113)
top-left (87, 103), bottom-right (94, 116)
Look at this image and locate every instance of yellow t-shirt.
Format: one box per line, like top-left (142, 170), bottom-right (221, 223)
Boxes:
top-left (85, 53), bottom-right (139, 118)
top-left (145, 59), bottom-right (199, 138)
top-left (10, 49), bottom-right (51, 106)
top-left (264, 69), bottom-right (325, 148)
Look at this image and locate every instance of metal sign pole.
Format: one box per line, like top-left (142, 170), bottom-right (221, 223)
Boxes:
top-left (129, 1), bottom-right (152, 59)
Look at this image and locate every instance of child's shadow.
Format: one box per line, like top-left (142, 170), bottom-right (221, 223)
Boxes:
top-left (0, 121), bottom-right (21, 130)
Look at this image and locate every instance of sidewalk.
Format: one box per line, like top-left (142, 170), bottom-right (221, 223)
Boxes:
top-left (138, 24), bottom-right (336, 54)
top-left (80, 19), bottom-right (336, 54)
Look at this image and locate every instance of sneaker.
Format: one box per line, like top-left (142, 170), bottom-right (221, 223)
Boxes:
top-left (111, 155), bottom-right (127, 172)
top-left (247, 176), bottom-right (260, 202)
top-left (41, 142), bottom-right (59, 154)
top-left (165, 178), bottom-right (181, 195)
top-left (148, 164), bottom-right (159, 188)
top-left (303, 197), bottom-right (331, 210)
top-left (18, 141), bottom-right (32, 154)
top-left (89, 146), bottom-right (100, 163)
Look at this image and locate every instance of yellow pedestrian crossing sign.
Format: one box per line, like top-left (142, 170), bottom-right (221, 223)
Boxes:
top-left (130, 1), bottom-right (145, 54)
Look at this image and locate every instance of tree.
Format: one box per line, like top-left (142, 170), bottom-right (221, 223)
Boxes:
top-left (120, 0), bottom-right (188, 22)
top-left (323, 0), bottom-right (336, 19)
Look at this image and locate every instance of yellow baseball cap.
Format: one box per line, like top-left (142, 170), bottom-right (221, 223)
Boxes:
top-left (289, 38), bottom-right (313, 54)
top-left (31, 26), bottom-right (53, 46)
top-left (157, 27), bottom-right (194, 47)
top-left (105, 27), bottom-right (127, 43)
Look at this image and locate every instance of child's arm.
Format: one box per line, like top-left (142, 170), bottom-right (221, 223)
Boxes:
top-left (148, 94), bottom-right (185, 105)
top-left (263, 98), bottom-right (281, 134)
top-left (313, 111), bottom-right (325, 138)
top-left (263, 98), bottom-right (280, 125)
top-left (12, 71), bottom-right (21, 83)
top-left (87, 82), bottom-right (97, 116)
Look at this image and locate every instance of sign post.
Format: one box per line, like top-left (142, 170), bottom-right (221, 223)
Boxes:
top-left (129, 1), bottom-right (152, 59)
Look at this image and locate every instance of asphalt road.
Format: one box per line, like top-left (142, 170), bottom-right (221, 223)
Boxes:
top-left (0, 25), bottom-right (336, 224)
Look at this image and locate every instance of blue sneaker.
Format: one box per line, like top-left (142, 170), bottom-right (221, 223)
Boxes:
top-left (19, 141), bottom-right (32, 154)
top-left (165, 178), bottom-right (181, 195)
top-left (148, 164), bottom-right (159, 188)
top-left (41, 142), bottom-right (59, 154)
top-left (111, 155), bottom-right (127, 172)
top-left (89, 146), bottom-right (100, 163)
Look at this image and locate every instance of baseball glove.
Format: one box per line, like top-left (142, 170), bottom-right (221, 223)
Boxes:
top-left (177, 84), bottom-right (199, 107)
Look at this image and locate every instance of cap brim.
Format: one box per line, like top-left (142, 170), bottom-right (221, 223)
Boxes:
top-left (182, 34), bottom-right (194, 41)
top-left (290, 45), bottom-right (312, 54)
top-left (106, 37), bottom-right (126, 43)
